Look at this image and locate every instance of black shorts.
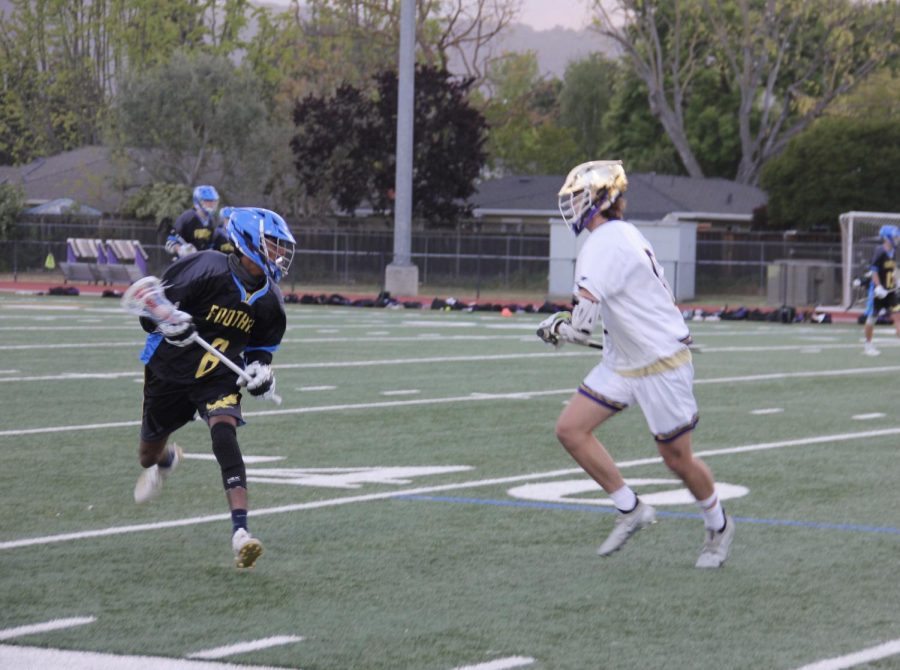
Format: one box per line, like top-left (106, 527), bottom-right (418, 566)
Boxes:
top-left (866, 292), bottom-right (899, 317)
top-left (140, 366), bottom-right (245, 442)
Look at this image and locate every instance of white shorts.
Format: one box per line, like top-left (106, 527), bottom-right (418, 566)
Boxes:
top-left (579, 360), bottom-right (699, 441)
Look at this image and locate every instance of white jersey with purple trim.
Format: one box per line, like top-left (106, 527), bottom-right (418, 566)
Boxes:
top-left (573, 219), bottom-right (690, 372)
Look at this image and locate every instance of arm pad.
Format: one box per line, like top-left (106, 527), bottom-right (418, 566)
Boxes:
top-left (571, 298), bottom-right (601, 337)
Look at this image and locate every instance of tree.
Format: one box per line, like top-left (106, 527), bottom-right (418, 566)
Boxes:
top-left (558, 54), bottom-right (623, 160)
top-left (111, 51), bottom-right (276, 196)
top-left (759, 117), bottom-right (900, 229)
top-left (0, 0), bottom-right (256, 165)
top-left (0, 183), bottom-right (25, 240)
top-left (591, 0), bottom-right (899, 184)
top-left (369, 65), bottom-right (488, 224)
top-left (291, 84), bottom-right (377, 215)
top-left (121, 183), bottom-right (193, 239)
top-left (291, 65), bottom-right (487, 225)
top-left (480, 52), bottom-right (581, 174)
top-left (599, 68), bottom-right (683, 174)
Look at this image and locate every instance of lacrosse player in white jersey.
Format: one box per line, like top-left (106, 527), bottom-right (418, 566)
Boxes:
top-left (537, 160), bottom-right (734, 568)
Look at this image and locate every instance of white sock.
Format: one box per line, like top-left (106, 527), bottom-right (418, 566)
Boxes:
top-left (697, 492), bottom-right (726, 532)
top-left (609, 485), bottom-right (638, 513)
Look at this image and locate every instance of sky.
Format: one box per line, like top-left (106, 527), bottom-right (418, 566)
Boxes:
top-left (261, 1), bottom-right (596, 32)
top-left (519, 0), bottom-right (592, 31)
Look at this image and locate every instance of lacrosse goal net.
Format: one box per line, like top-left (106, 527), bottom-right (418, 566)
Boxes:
top-left (839, 211), bottom-right (900, 308)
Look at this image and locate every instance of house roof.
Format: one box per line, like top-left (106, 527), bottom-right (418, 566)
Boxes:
top-left (2, 146), bottom-right (768, 222)
top-left (471, 172), bottom-right (767, 222)
top-left (0, 145), bottom-right (144, 215)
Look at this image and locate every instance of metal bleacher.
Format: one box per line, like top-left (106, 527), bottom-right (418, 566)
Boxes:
top-left (100, 239), bottom-right (149, 284)
top-left (60, 238), bottom-right (148, 285)
top-left (59, 238), bottom-right (104, 284)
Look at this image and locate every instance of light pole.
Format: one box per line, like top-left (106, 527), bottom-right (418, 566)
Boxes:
top-left (383, 0), bottom-right (419, 296)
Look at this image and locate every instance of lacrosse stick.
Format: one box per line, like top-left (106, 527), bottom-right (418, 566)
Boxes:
top-left (535, 324), bottom-right (604, 350)
top-left (122, 277), bottom-right (282, 405)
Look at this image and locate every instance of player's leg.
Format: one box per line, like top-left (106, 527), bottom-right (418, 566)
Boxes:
top-left (863, 294), bottom-right (880, 355)
top-left (557, 368), bottom-right (655, 556)
top-left (637, 362), bottom-right (734, 568)
top-left (134, 369), bottom-right (191, 503)
top-left (555, 391), bottom-right (625, 493)
top-left (201, 392), bottom-right (263, 569)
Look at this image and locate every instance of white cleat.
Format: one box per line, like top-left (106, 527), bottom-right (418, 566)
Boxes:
top-left (863, 343), bottom-right (881, 357)
top-left (232, 528), bottom-right (264, 569)
top-left (695, 515), bottom-right (736, 569)
top-left (597, 500), bottom-right (657, 557)
top-left (133, 443), bottom-right (183, 504)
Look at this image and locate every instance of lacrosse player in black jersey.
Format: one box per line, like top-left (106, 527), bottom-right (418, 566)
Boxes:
top-left (863, 225), bottom-right (900, 356)
top-left (165, 185), bottom-right (234, 258)
top-left (132, 207), bottom-right (295, 568)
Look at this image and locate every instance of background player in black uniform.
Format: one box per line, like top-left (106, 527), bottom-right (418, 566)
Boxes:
top-left (165, 185), bottom-right (233, 258)
top-left (132, 207), bottom-right (296, 568)
top-left (863, 225), bottom-right (900, 356)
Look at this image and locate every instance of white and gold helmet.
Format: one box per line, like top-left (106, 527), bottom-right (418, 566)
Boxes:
top-left (557, 160), bottom-right (628, 235)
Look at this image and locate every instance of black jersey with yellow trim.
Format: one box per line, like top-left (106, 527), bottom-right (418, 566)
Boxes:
top-left (870, 245), bottom-right (897, 290)
top-left (170, 209), bottom-right (217, 251)
top-left (139, 251), bottom-right (286, 385)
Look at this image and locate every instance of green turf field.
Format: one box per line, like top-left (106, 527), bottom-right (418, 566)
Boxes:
top-left (1, 293), bottom-right (899, 670)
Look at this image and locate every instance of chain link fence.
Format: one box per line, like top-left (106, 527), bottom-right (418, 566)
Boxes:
top-left (1, 215), bottom-right (842, 301)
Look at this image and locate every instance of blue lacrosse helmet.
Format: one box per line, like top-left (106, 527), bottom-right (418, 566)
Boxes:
top-left (879, 225), bottom-right (899, 247)
top-left (226, 207), bottom-right (296, 283)
top-left (193, 185), bottom-right (220, 218)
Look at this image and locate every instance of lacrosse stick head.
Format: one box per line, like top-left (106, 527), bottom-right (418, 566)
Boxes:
top-left (226, 207), bottom-right (296, 283)
top-left (121, 276), bottom-right (179, 323)
top-left (558, 160), bottom-right (627, 235)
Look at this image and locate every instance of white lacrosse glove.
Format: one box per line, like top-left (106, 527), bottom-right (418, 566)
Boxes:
top-left (874, 284), bottom-right (889, 299)
top-left (241, 361), bottom-right (275, 397)
top-left (157, 309), bottom-right (196, 346)
top-left (177, 242), bottom-right (197, 257)
top-left (537, 311), bottom-right (574, 348)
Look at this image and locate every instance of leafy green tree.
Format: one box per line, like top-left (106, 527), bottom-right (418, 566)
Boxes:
top-left (0, 182), bottom-right (25, 240)
top-left (599, 69), bottom-right (683, 174)
top-left (0, 0), bottom-right (257, 165)
top-left (591, 0), bottom-right (899, 184)
top-left (558, 54), bottom-right (622, 160)
top-left (760, 117), bottom-right (900, 230)
top-left (291, 65), bottom-right (487, 225)
top-left (480, 52), bottom-right (580, 174)
top-left (121, 183), bottom-right (192, 235)
top-left (111, 51), bottom-right (276, 196)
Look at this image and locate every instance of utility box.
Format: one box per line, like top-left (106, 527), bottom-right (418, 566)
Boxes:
top-left (548, 216), bottom-right (697, 301)
top-left (766, 259), bottom-right (841, 307)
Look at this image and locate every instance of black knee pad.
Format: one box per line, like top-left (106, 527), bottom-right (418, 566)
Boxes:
top-left (210, 422), bottom-right (245, 490)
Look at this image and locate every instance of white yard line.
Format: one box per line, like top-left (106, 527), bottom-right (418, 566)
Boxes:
top-left (4, 364), bottom-right (900, 435)
top-left (187, 636), bottom-right (303, 660)
top-left (0, 617), bottom-right (96, 641)
top-left (793, 638), bottom-right (900, 670)
top-left (0, 645), bottom-right (292, 670)
top-left (3, 426), bottom-right (900, 551)
top-left (450, 656), bottom-right (535, 670)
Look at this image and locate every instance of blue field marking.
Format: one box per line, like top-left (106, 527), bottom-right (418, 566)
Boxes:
top-left (397, 495), bottom-right (900, 535)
